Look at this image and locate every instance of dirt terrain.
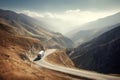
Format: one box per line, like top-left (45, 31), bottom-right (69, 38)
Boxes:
top-left (46, 50), bottom-right (75, 68)
top-left (0, 22), bottom-right (80, 80)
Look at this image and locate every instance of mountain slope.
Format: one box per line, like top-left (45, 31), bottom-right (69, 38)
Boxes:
top-left (46, 50), bottom-right (75, 68)
top-left (0, 9), bottom-right (74, 49)
top-left (71, 25), bottom-right (120, 74)
top-left (66, 12), bottom-right (120, 45)
top-left (0, 22), bottom-right (79, 80)
top-left (0, 8), bottom-right (79, 80)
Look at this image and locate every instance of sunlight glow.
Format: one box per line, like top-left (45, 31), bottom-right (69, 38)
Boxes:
top-left (21, 9), bottom-right (120, 34)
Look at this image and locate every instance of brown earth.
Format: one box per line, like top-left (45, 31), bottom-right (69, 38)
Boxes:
top-left (45, 50), bottom-right (75, 68)
top-left (0, 22), bottom-right (81, 80)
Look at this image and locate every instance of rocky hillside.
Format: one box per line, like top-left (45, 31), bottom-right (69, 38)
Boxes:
top-left (71, 25), bottom-right (120, 74)
top-left (0, 9), bottom-right (81, 80)
top-left (45, 50), bottom-right (75, 68)
top-left (0, 16), bottom-right (79, 80)
top-left (0, 9), bottom-right (74, 49)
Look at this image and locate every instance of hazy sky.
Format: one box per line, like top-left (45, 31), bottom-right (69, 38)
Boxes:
top-left (0, 0), bottom-right (120, 12)
top-left (0, 0), bottom-right (120, 34)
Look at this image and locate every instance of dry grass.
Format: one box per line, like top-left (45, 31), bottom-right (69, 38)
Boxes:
top-left (45, 50), bottom-right (75, 68)
top-left (0, 23), bottom-right (82, 80)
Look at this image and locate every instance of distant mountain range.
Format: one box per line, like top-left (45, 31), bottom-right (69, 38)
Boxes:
top-left (0, 9), bottom-right (74, 49)
top-left (70, 24), bottom-right (120, 74)
top-left (66, 12), bottom-right (120, 46)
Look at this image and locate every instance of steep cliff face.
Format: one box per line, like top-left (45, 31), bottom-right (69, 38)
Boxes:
top-left (71, 25), bottom-right (120, 74)
top-left (0, 9), bottom-right (74, 49)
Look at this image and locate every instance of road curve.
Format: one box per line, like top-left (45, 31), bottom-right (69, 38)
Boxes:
top-left (34, 49), bottom-right (120, 80)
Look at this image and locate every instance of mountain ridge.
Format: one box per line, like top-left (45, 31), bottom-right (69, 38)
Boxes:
top-left (0, 9), bottom-right (74, 49)
top-left (66, 12), bottom-right (120, 45)
top-left (71, 25), bottom-right (120, 74)
top-left (0, 9), bottom-right (77, 80)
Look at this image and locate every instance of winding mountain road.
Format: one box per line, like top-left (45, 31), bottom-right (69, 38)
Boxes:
top-left (34, 49), bottom-right (120, 80)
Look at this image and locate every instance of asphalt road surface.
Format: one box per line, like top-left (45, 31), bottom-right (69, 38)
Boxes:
top-left (34, 49), bottom-right (120, 80)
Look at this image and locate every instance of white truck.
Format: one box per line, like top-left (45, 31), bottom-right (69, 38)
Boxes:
top-left (33, 50), bottom-right (45, 61)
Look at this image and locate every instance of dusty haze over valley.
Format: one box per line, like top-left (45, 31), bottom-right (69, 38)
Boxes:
top-left (0, 0), bottom-right (120, 80)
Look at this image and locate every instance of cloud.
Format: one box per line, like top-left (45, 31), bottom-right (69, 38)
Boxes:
top-left (44, 12), bottom-right (55, 18)
top-left (65, 9), bottom-right (81, 13)
top-left (22, 10), bottom-right (44, 18)
top-left (20, 9), bottom-right (120, 34)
